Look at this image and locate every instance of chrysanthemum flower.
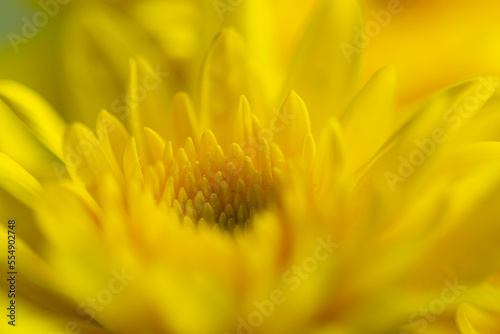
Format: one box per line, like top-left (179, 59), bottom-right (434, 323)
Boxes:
top-left (2, 1), bottom-right (500, 334)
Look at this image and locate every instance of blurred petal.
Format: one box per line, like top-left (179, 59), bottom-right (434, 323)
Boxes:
top-left (285, 0), bottom-right (364, 133)
top-left (0, 153), bottom-right (42, 207)
top-left (0, 80), bottom-right (66, 159)
top-left (169, 91), bottom-right (201, 146)
top-left (340, 66), bottom-right (396, 172)
top-left (274, 91), bottom-right (312, 161)
top-left (61, 2), bottom-right (172, 125)
top-left (457, 303), bottom-right (499, 334)
top-left (362, 0), bottom-right (500, 107)
top-left (200, 27), bottom-right (263, 147)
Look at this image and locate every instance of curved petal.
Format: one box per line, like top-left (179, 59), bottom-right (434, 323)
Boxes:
top-left (63, 123), bottom-right (117, 193)
top-left (457, 303), bottom-right (499, 334)
top-left (0, 153), bottom-right (42, 207)
top-left (0, 81), bottom-right (66, 160)
top-left (61, 1), bottom-right (173, 126)
top-left (200, 27), bottom-right (263, 148)
top-left (273, 91), bottom-right (312, 161)
top-left (362, 0), bottom-right (500, 107)
top-left (340, 66), bottom-right (396, 172)
top-left (357, 76), bottom-right (497, 189)
top-left (169, 92), bottom-right (201, 146)
top-left (284, 0), bottom-right (364, 133)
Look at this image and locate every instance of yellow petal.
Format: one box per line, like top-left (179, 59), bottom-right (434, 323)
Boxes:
top-left (301, 133), bottom-right (317, 173)
top-left (200, 27), bottom-right (262, 146)
top-left (410, 162), bottom-right (500, 286)
top-left (0, 81), bottom-right (66, 160)
top-left (0, 187), bottom-right (46, 253)
top-left (340, 66), bottom-right (396, 172)
top-left (123, 137), bottom-right (144, 181)
top-left (359, 76), bottom-right (497, 189)
top-left (144, 126), bottom-right (166, 162)
top-left (457, 303), bottom-right (499, 334)
top-left (273, 91), bottom-right (312, 161)
top-left (455, 88), bottom-right (500, 144)
top-left (0, 223), bottom-right (53, 291)
top-left (313, 119), bottom-right (346, 197)
top-left (285, 0), bottom-right (364, 133)
top-left (0, 153), bottom-right (42, 207)
top-left (230, 0), bottom-right (281, 104)
top-left (61, 2), bottom-right (171, 125)
top-left (63, 123), bottom-right (115, 192)
top-left (363, 0), bottom-right (500, 108)
top-left (96, 109), bottom-right (130, 176)
top-left (0, 100), bottom-right (57, 180)
top-left (130, 1), bottom-right (201, 61)
top-left (233, 95), bottom-right (254, 146)
top-left (169, 92), bottom-right (200, 145)
top-left (400, 76), bottom-right (497, 150)
top-left (0, 285), bottom-right (112, 334)
top-left (127, 57), bottom-right (171, 166)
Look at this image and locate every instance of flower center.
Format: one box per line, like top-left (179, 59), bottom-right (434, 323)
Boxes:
top-left (162, 130), bottom-right (278, 232)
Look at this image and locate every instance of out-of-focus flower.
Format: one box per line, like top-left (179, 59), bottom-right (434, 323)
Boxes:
top-left (1, 1), bottom-right (500, 334)
top-left (361, 0), bottom-right (500, 107)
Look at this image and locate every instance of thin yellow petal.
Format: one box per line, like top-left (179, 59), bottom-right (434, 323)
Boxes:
top-left (233, 95), bottom-right (254, 146)
top-left (0, 81), bottom-right (66, 159)
top-left (64, 123), bottom-right (115, 191)
top-left (457, 303), bottom-right (499, 334)
top-left (285, 0), bottom-right (364, 133)
top-left (359, 76), bottom-right (497, 188)
top-left (301, 133), bottom-right (317, 173)
top-left (0, 153), bottom-right (42, 207)
top-left (61, 2), bottom-right (171, 125)
top-left (127, 58), bottom-right (143, 146)
top-left (144, 126), bottom-right (166, 162)
top-left (313, 119), bottom-right (346, 197)
top-left (200, 28), bottom-right (261, 146)
top-left (340, 66), bottom-right (396, 172)
top-left (169, 92), bottom-right (200, 145)
top-left (407, 161), bottom-right (500, 286)
top-left (273, 91), bottom-right (312, 161)
top-left (96, 109), bottom-right (129, 176)
top-left (123, 137), bottom-right (143, 181)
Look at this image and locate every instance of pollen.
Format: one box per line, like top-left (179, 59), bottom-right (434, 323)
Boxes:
top-left (157, 130), bottom-right (282, 232)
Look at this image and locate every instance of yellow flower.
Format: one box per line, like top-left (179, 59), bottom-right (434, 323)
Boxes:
top-left (2, 1), bottom-right (500, 334)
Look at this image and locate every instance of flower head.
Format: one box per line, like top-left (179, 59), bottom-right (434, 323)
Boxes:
top-left (1, 1), bottom-right (500, 334)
